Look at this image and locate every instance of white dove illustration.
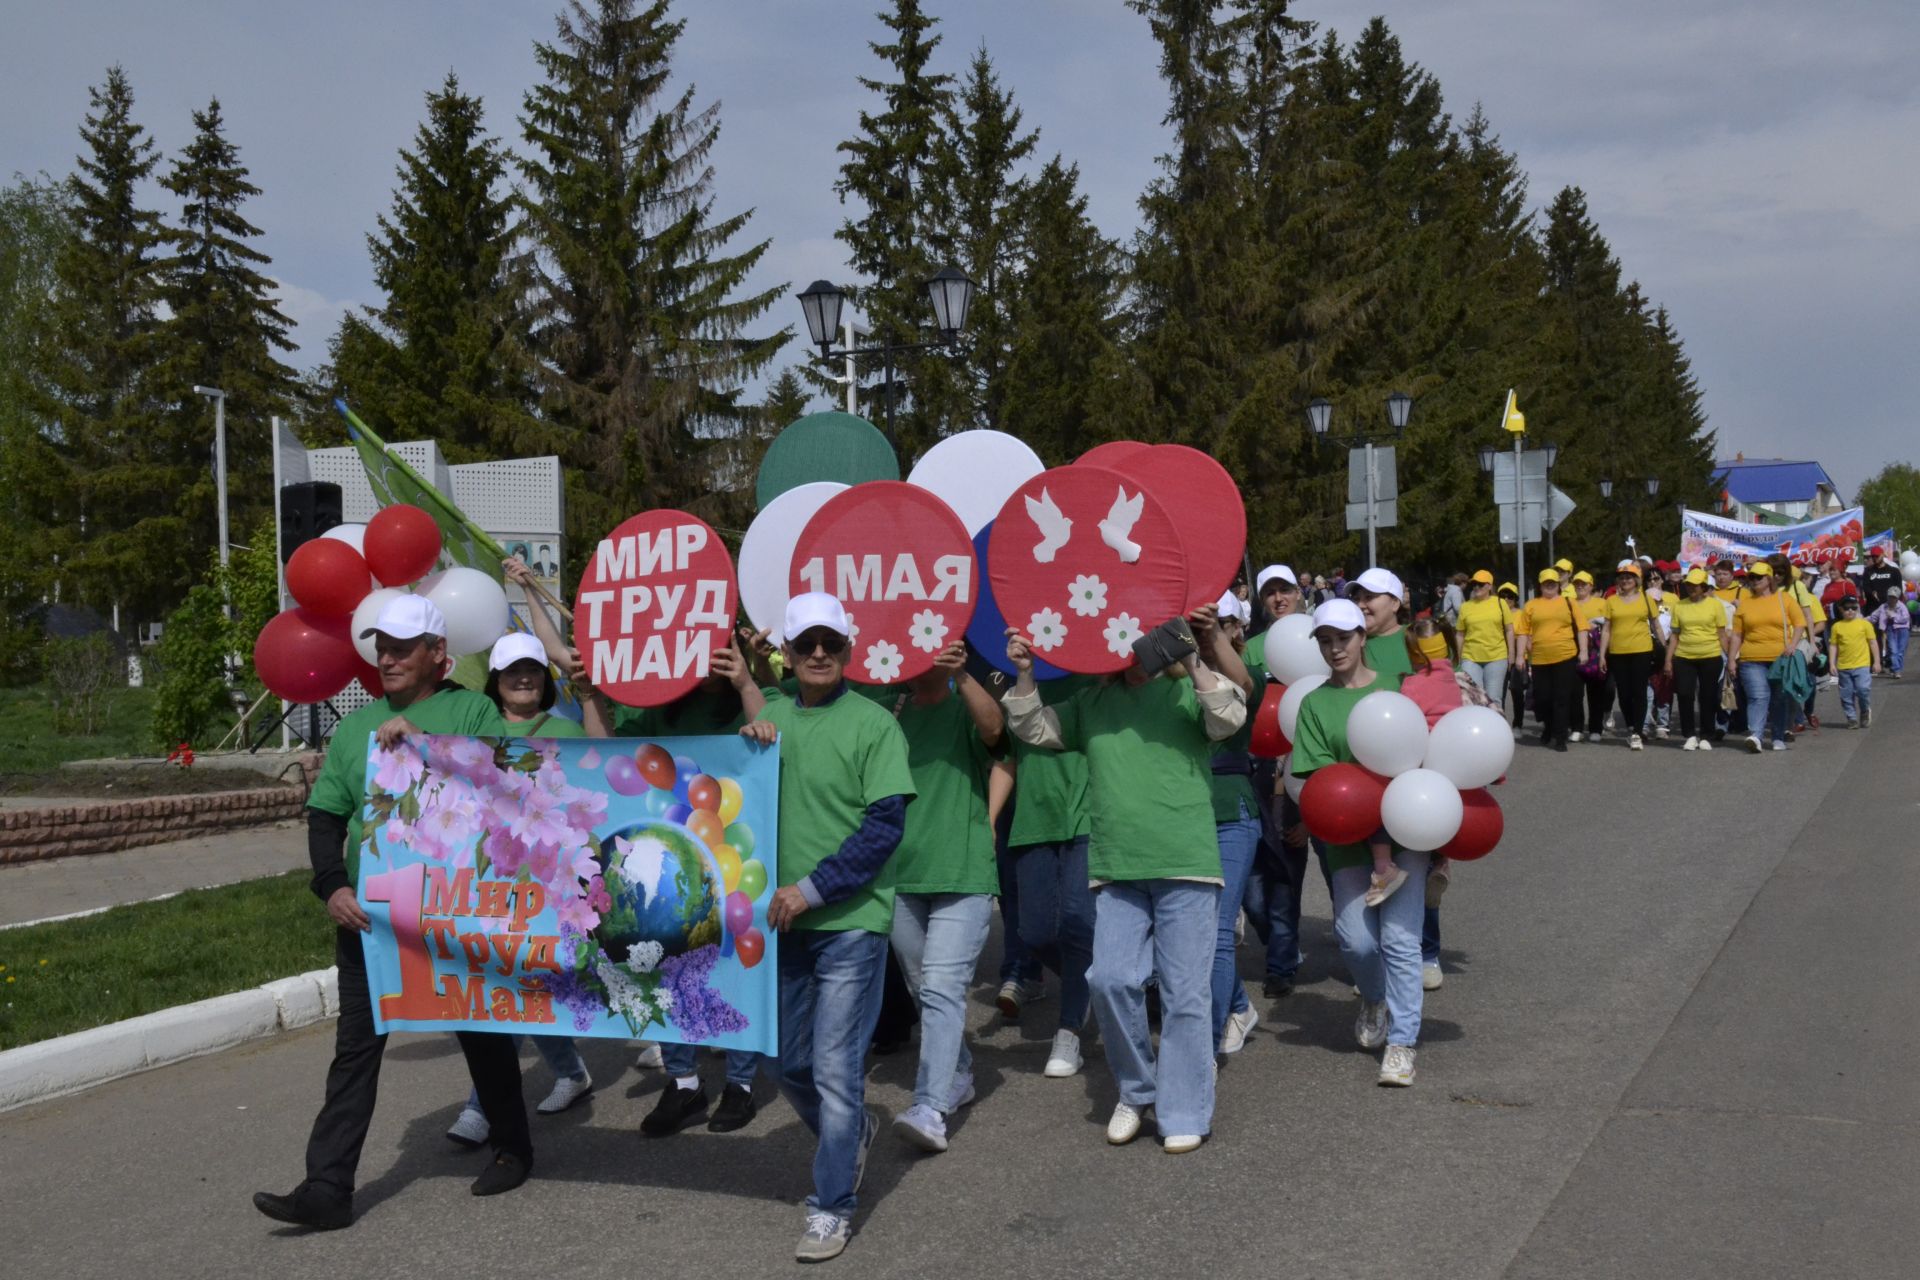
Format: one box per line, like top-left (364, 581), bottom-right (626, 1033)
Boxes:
top-left (1099, 486), bottom-right (1145, 563)
top-left (1025, 487), bottom-right (1072, 563)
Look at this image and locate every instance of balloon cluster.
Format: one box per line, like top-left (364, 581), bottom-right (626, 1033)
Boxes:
top-left (1902, 548), bottom-right (1920, 585)
top-left (606, 743), bottom-right (768, 968)
top-left (254, 504), bottom-right (512, 704)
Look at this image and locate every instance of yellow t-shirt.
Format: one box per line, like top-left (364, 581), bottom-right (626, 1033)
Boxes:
top-left (1456, 596), bottom-right (1511, 663)
top-left (1712, 584), bottom-right (1748, 604)
top-left (1601, 592), bottom-right (1658, 655)
top-left (1830, 618), bottom-right (1876, 670)
top-left (1789, 582), bottom-right (1827, 626)
top-left (1668, 597), bottom-right (1728, 661)
top-left (1517, 595), bottom-right (1587, 665)
top-left (1732, 593), bottom-right (1807, 664)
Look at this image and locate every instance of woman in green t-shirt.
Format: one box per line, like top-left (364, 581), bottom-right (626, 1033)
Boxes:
top-left (1289, 599), bottom-right (1425, 1089)
top-left (1352, 567), bottom-right (1414, 683)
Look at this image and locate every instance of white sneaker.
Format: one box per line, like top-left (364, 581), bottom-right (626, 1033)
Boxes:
top-left (1378, 1044), bottom-right (1417, 1087)
top-left (893, 1103), bottom-right (949, 1153)
top-left (1354, 999), bottom-right (1388, 1050)
top-left (1163, 1133), bottom-right (1204, 1155)
top-left (1220, 1005), bottom-right (1259, 1055)
top-left (1421, 962), bottom-right (1443, 991)
top-left (535, 1073), bottom-right (593, 1114)
top-left (445, 1106), bottom-right (489, 1147)
top-left (946, 1071), bottom-right (976, 1111)
top-left (1106, 1101), bottom-right (1145, 1145)
top-left (1043, 1029), bottom-right (1084, 1078)
top-left (635, 1042), bottom-right (665, 1070)
top-left (1567, 731), bottom-right (1582, 743)
top-left (1682, 736), bottom-right (1699, 751)
top-left (1698, 738), bottom-right (1713, 751)
top-left (1629, 734), bottom-right (1644, 751)
top-left (1745, 735), bottom-right (1763, 754)
top-left (1655, 726), bottom-right (1671, 740)
top-left (796, 1211), bottom-right (853, 1263)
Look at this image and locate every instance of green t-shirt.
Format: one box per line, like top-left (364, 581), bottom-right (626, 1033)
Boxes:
top-left (1008, 676), bottom-right (1093, 847)
top-left (1209, 658), bottom-right (1267, 824)
top-left (1242, 631), bottom-right (1266, 671)
top-left (1050, 676), bottom-right (1221, 882)
top-left (309, 685), bottom-right (505, 888)
top-left (1290, 676), bottom-right (1402, 873)
top-left (1365, 628), bottom-right (1414, 682)
top-left (892, 692), bottom-right (1000, 895)
top-left (613, 683), bottom-right (748, 737)
top-left (756, 687), bottom-right (917, 933)
top-left (515, 713), bottom-right (584, 737)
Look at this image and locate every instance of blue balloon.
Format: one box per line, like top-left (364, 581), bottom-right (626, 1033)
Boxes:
top-left (672, 754), bottom-right (699, 800)
top-left (665, 802), bottom-right (693, 825)
top-left (967, 519), bottom-right (1067, 680)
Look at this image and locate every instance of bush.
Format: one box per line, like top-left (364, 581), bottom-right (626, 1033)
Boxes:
top-left (149, 583), bottom-right (234, 749)
top-left (42, 633), bottom-right (121, 734)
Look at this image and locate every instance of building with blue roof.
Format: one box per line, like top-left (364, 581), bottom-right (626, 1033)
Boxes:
top-left (1711, 455), bottom-right (1848, 524)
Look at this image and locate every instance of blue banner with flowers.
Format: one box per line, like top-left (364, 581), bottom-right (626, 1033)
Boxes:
top-left (356, 732), bottom-right (778, 1055)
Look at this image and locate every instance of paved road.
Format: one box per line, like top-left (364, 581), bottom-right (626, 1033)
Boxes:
top-left (4, 685), bottom-right (1914, 1278)
top-left (0, 821), bottom-right (305, 927)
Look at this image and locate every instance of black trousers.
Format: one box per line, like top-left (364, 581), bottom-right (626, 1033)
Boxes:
top-left (1584, 668), bottom-right (1613, 735)
top-left (1531, 659), bottom-right (1578, 744)
top-left (1607, 650), bottom-right (1655, 736)
top-left (303, 927), bottom-right (531, 1201)
top-left (1671, 655), bottom-right (1724, 739)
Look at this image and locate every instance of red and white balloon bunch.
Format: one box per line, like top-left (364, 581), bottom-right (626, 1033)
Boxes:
top-left (254, 504), bottom-right (510, 704)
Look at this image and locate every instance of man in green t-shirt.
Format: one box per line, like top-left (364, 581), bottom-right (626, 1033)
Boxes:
top-left (253, 596), bottom-right (531, 1232)
top-left (739, 592), bottom-right (916, 1263)
top-left (1240, 564), bottom-right (1316, 1000)
top-left (1003, 617), bottom-right (1247, 1155)
top-left (1193, 593), bottom-right (1266, 1056)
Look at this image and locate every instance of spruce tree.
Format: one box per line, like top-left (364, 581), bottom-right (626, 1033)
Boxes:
top-left (331, 74), bottom-right (537, 464)
top-left (519, 0), bottom-right (784, 561)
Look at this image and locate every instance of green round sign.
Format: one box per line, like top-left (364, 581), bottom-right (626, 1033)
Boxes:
top-left (755, 411), bottom-right (899, 511)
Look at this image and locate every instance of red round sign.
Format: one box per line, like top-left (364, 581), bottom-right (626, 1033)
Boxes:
top-left (574, 510), bottom-right (738, 708)
top-left (790, 482), bottom-right (978, 685)
top-left (1110, 444), bottom-right (1246, 610)
top-left (987, 465), bottom-right (1190, 675)
top-left (1076, 440), bottom-right (1151, 469)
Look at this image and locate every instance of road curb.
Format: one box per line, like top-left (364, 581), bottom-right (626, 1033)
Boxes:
top-left (0, 966), bottom-right (338, 1113)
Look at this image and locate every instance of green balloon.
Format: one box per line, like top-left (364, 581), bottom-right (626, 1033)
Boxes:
top-left (737, 859), bottom-right (768, 900)
top-left (724, 821), bottom-right (755, 858)
top-left (755, 411), bottom-right (899, 510)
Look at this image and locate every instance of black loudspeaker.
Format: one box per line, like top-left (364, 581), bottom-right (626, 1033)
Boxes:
top-left (280, 481), bottom-right (344, 562)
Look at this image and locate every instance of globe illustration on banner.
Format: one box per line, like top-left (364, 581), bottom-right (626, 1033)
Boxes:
top-left (593, 821), bottom-right (724, 964)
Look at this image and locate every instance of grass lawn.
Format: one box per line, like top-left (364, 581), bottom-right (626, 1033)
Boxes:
top-left (0, 871), bottom-right (334, 1050)
top-left (0, 683), bottom-right (165, 772)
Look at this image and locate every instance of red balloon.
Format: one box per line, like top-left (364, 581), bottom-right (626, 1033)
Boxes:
top-left (735, 926), bottom-right (766, 969)
top-left (1438, 787), bottom-right (1503, 861)
top-left (1299, 763), bottom-right (1387, 846)
top-left (1249, 682), bottom-right (1289, 758)
top-left (254, 608), bottom-right (362, 703)
top-left (687, 774), bottom-right (720, 812)
top-left (286, 538), bottom-right (373, 616)
top-left (636, 743), bottom-right (676, 790)
top-left (363, 504), bottom-right (443, 587)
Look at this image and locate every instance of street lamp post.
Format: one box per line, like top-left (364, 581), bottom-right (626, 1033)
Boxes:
top-left (1600, 476), bottom-right (1662, 554)
top-left (797, 266), bottom-right (977, 448)
top-left (1307, 391), bottom-right (1414, 569)
top-left (192, 385), bottom-right (230, 575)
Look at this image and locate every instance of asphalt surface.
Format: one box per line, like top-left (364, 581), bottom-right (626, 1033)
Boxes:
top-left (3, 683), bottom-right (1914, 1278)
top-left (0, 821), bottom-right (305, 927)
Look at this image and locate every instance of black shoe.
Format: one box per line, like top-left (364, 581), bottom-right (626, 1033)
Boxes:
top-left (1263, 976), bottom-right (1295, 999)
top-left (707, 1083), bottom-right (758, 1132)
top-left (641, 1082), bottom-right (709, 1137)
top-left (1553, 738), bottom-right (1569, 752)
top-left (470, 1151), bottom-right (530, 1197)
top-left (252, 1186), bottom-right (351, 1231)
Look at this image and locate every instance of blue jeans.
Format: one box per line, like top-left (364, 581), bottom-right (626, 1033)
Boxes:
top-left (777, 928), bottom-right (889, 1216)
top-left (1886, 628), bottom-right (1908, 674)
top-left (891, 892), bottom-right (992, 1113)
top-left (1013, 837), bottom-right (1095, 1031)
top-left (1089, 879), bottom-right (1219, 1138)
top-left (1242, 795), bottom-right (1318, 981)
top-left (1736, 660), bottom-right (1777, 743)
top-left (1330, 851), bottom-right (1430, 1048)
top-left (996, 843), bottom-right (1041, 984)
top-left (659, 1041), bottom-right (763, 1090)
top-left (1210, 806), bottom-right (1261, 1047)
top-left (1461, 658), bottom-right (1508, 706)
top-left (1837, 666), bottom-right (1873, 720)
top-left (465, 1033), bottom-right (583, 1111)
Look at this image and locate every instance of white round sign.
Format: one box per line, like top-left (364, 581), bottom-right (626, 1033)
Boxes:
top-left (906, 430), bottom-right (1045, 536)
top-left (738, 481), bottom-right (849, 643)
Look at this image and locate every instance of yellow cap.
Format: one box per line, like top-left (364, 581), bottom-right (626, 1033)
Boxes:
top-left (1471, 569), bottom-right (1494, 585)
top-left (1538, 568), bottom-right (1560, 584)
top-left (1555, 559), bottom-right (1573, 572)
top-left (1684, 568), bottom-right (1709, 585)
top-left (1498, 581), bottom-right (1518, 595)
top-left (1748, 562), bottom-right (1773, 577)
top-left (1572, 570), bottom-right (1594, 585)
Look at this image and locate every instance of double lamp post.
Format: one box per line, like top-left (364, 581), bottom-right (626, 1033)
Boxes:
top-left (797, 267), bottom-right (976, 447)
top-left (1307, 391), bottom-right (1413, 569)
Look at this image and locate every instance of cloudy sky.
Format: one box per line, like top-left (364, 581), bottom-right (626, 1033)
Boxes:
top-left (5, 1), bottom-right (1913, 498)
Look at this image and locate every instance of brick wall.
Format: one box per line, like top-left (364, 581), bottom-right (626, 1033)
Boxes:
top-left (0, 788), bottom-right (308, 864)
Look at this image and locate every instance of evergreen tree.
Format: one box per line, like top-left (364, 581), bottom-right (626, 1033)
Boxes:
top-left (330, 74), bottom-right (538, 464)
top-left (519, 0), bottom-right (785, 562)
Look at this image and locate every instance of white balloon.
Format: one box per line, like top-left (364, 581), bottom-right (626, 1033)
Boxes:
top-left (1345, 689), bottom-right (1430, 777)
top-left (1277, 674), bottom-right (1328, 742)
top-left (420, 567), bottom-right (510, 657)
top-left (1901, 549), bottom-right (1920, 565)
top-left (1904, 563), bottom-right (1920, 585)
top-left (349, 587), bottom-right (410, 667)
top-left (1282, 753), bottom-right (1307, 803)
top-left (738, 481), bottom-right (848, 643)
top-left (321, 523), bottom-right (368, 555)
top-left (1423, 705), bottom-right (1516, 789)
top-left (1380, 768), bottom-right (1463, 852)
top-left (1264, 613), bottom-right (1331, 685)
top-left (906, 430), bottom-right (1045, 536)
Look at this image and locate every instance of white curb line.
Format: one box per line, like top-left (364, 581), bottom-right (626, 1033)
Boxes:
top-left (0, 966), bottom-right (338, 1113)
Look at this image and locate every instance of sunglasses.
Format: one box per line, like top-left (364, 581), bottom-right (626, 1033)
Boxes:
top-left (789, 629), bottom-right (848, 657)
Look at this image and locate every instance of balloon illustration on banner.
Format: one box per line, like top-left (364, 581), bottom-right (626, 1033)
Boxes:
top-left (966, 520), bottom-right (1067, 681)
top-left (573, 510), bottom-right (738, 707)
top-left (988, 465), bottom-right (1190, 675)
top-left (906, 429), bottom-right (1045, 537)
top-left (790, 481), bottom-right (977, 685)
top-left (1108, 444), bottom-right (1247, 610)
top-left (738, 481), bottom-right (847, 643)
top-left (1263, 614), bottom-right (1331, 685)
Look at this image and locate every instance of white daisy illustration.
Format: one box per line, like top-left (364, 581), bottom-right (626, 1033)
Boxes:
top-left (1103, 612), bottom-right (1143, 657)
top-left (863, 640), bottom-right (905, 683)
top-left (1028, 608), bottom-right (1068, 651)
top-left (844, 611), bottom-right (860, 644)
top-left (1066, 573), bottom-right (1108, 617)
top-left (908, 609), bottom-right (949, 653)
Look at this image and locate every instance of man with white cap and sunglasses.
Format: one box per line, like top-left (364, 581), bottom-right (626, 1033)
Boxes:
top-left (1240, 564), bottom-right (1316, 999)
top-left (254, 595), bottom-right (532, 1231)
top-left (739, 592), bottom-right (916, 1262)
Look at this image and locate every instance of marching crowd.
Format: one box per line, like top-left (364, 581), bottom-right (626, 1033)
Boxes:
top-left (252, 542), bottom-right (1909, 1263)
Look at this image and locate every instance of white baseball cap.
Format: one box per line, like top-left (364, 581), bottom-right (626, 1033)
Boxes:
top-left (1215, 591), bottom-right (1251, 625)
top-left (1256, 564), bottom-right (1299, 593)
top-left (784, 592), bottom-right (850, 642)
top-left (1311, 599), bottom-right (1367, 633)
top-left (361, 594), bottom-right (447, 641)
top-left (1353, 567), bottom-right (1404, 601)
top-left (488, 632), bottom-right (548, 671)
